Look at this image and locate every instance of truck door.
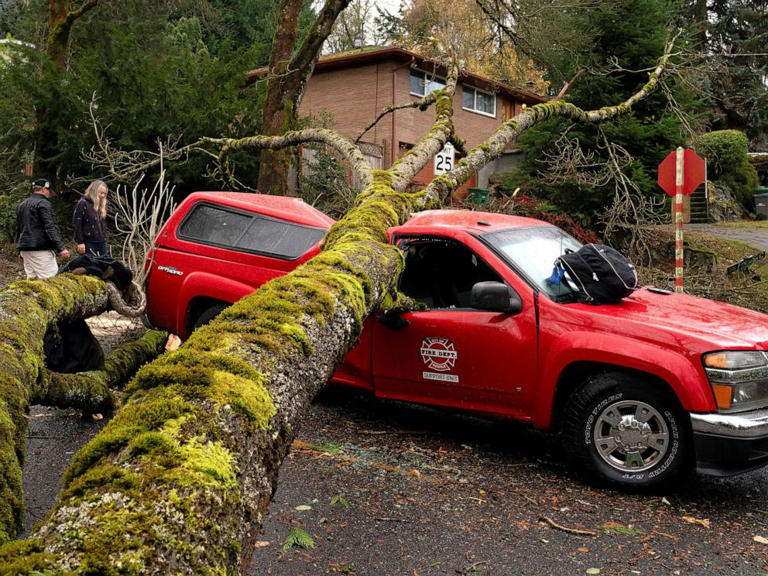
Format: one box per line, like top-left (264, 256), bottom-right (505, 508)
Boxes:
top-left (371, 235), bottom-right (538, 420)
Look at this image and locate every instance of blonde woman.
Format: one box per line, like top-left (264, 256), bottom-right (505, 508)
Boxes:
top-left (73, 179), bottom-right (108, 256)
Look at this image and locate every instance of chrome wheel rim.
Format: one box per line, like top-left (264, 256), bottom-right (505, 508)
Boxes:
top-left (593, 399), bottom-right (669, 473)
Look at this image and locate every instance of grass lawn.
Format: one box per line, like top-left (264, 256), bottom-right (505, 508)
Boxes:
top-left (713, 219), bottom-right (768, 229)
top-left (637, 229), bottom-right (768, 314)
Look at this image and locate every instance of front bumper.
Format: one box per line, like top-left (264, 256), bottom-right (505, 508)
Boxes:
top-left (690, 408), bottom-right (768, 476)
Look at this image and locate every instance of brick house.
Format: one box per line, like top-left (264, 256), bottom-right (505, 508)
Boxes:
top-left (248, 47), bottom-right (546, 196)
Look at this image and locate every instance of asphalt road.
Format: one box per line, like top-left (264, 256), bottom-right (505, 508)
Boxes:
top-left (246, 388), bottom-right (767, 576)
top-left (686, 224), bottom-right (768, 252)
top-left (22, 389), bottom-right (768, 576)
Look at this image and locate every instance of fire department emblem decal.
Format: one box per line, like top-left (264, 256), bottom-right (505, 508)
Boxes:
top-left (420, 337), bottom-right (457, 372)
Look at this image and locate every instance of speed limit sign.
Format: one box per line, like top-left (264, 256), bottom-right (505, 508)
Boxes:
top-left (434, 142), bottom-right (455, 175)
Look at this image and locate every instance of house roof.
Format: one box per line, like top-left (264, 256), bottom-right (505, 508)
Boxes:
top-left (246, 46), bottom-right (547, 106)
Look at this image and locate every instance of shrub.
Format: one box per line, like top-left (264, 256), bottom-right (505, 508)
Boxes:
top-left (298, 149), bottom-right (357, 219)
top-left (0, 187), bottom-right (26, 245)
top-left (0, 195), bottom-right (15, 244)
top-left (694, 130), bottom-right (759, 208)
top-left (485, 194), bottom-right (600, 245)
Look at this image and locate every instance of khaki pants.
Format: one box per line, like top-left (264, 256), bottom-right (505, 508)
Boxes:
top-left (20, 250), bottom-right (58, 279)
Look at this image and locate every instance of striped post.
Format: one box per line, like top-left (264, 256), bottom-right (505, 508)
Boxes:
top-left (674, 146), bottom-right (684, 293)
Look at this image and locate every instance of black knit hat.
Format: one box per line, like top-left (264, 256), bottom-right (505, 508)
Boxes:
top-left (31, 178), bottom-right (55, 195)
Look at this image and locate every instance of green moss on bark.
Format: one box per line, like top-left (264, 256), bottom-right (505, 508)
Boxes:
top-left (0, 275), bottom-right (108, 544)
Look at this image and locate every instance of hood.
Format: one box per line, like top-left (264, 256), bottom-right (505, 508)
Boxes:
top-left (580, 288), bottom-right (768, 350)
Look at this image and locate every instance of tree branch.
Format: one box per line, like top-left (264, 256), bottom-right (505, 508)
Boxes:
top-left (209, 128), bottom-right (374, 190)
top-left (291, 0), bottom-right (352, 76)
top-left (356, 89), bottom-right (442, 144)
top-left (389, 60), bottom-right (460, 191)
top-left (0, 275), bottom-right (109, 544)
top-left (419, 35), bottom-right (677, 205)
top-left (37, 329), bottom-right (168, 415)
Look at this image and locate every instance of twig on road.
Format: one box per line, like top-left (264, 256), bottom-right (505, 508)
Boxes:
top-left (539, 516), bottom-right (597, 537)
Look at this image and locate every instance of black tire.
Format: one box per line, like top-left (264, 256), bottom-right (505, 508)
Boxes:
top-left (562, 372), bottom-right (690, 488)
top-left (192, 302), bottom-right (228, 331)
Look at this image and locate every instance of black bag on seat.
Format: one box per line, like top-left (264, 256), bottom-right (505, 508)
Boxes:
top-left (556, 244), bottom-right (638, 304)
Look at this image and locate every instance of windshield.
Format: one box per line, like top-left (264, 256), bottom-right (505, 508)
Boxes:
top-left (482, 226), bottom-right (582, 299)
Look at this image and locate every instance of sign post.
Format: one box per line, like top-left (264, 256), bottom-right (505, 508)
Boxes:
top-left (674, 147), bottom-right (685, 293)
top-left (657, 148), bottom-right (706, 293)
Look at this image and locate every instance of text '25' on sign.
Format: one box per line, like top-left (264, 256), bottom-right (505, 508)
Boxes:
top-left (434, 142), bottom-right (455, 175)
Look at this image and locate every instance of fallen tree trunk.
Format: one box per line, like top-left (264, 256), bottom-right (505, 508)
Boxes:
top-left (0, 173), bottom-right (419, 574)
top-left (0, 66), bottom-right (459, 574)
top-left (0, 41), bottom-right (676, 574)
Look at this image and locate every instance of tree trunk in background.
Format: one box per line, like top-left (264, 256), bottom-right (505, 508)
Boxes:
top-left (692, 0), bottom-right (708, 49)
top-left (46, 0), bottom-right (71, 68)
top-left (37, 0), bottom-right (100, 175)
top-left (46, 0), bottom-right (100, 69)
top-left (257, 0), bottom-right (352, 195)
top-left (257, 0), bottom-right (302, 195)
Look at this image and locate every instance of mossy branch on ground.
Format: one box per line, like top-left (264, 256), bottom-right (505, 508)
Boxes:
top-left (0, 275), bottom-right (109, 544)
top-left (39, 329), bottom-right (169, 414)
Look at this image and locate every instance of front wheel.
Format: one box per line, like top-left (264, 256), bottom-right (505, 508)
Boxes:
top-left (192, 302), bottom-right (229, 332)
top-left (562, 373), bottom-right (691, 488)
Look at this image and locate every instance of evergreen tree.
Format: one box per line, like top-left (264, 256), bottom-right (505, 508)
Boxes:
top-left (706, 0), bottom-right (768, 147)
top-left (0, 0), bottom-right (296, 193)
top-left (513, 0), bottom-right (698, 226)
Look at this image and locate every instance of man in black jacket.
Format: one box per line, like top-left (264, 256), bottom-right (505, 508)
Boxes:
top-left (16, 179), bottom-right (70, 278)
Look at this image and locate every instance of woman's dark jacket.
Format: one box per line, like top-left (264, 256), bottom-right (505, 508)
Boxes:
top-left (16, 193), bottom-right (65, 251)
top-left (72, 196), bottom-right (106, 244)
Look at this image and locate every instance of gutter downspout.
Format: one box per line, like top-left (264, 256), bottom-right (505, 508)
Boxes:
top-left (391, 56), bottom-right (415, 167)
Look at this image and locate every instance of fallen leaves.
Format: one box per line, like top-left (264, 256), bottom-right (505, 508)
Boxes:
top-left (601, 522), bottom-right (645, 536)
top-left (754, 535), bottom-right (768, 545)
top-left (682, 516), bottom-right (711, 528)
top-left (282, 528), bottom-right (315, 551)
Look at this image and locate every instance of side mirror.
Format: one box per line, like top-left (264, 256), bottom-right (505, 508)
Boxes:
top-left (377, 309), bottom-right (410, 330)
top-left (470, 281), bottom-right (522, 314)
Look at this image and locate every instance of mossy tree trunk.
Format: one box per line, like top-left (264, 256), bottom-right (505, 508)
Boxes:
top-left (0, 42), bottom-right (674, 574)
top-left (0, 275), bottom-right (109, 545)
top-left (46, 0), bottom-right (101, 69)
top-left (257, 0), bottom-right (352, 195)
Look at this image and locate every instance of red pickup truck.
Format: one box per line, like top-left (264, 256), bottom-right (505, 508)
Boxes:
top-left (145, 191), bottom-right (768, 487)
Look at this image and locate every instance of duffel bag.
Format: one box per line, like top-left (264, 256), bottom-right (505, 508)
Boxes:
top-left (555, 244), bottom-right (638, 304)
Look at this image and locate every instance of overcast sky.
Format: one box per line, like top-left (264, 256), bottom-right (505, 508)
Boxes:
top-left (373, 0), bottom-right (405, 15)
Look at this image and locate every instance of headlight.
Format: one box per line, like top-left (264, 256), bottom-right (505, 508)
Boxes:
top-left (703, 351), bottom-right (768, 413)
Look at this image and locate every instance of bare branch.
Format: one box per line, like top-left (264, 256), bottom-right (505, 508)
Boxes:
top-left (356, 89), bottom-right (442, 144)
top-left (111, 172), bottom-right (177, 286)
top-left (209, 128), bottom-right (374, 190)
top-left (554, 69), bottom-right (584, 100)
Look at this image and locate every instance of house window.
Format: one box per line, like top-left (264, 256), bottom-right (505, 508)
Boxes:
top-left (462, 85), bottom-right (496, 117)
top-left (410, 69), bottom-right (446, 97)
